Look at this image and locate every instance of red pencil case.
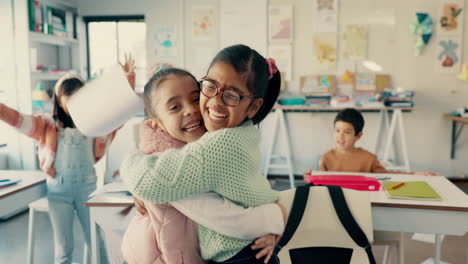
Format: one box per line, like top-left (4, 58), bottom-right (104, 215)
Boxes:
top-left (306, 175), bottom-right (381, 191)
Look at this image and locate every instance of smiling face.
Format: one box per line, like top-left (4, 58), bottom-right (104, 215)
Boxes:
top-left (150, 75), bottom-right (205, 143)
top-left (200, 62), bottom-right (263, 131)
top-left (334, 120), bottom-right (362, 152)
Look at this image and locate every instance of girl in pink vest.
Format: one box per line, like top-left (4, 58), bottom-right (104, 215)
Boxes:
top-left (121, 65), bottom-right (286, 264)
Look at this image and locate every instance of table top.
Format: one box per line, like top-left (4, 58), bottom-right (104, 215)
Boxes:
top-left (315, 171), bottom-right (468, 212)
top-left (86, 173), bottom-right (468, 212)
top-left (0, 170), bottom-right (46, 199)
top-left (444, 114), bottom-right (468, 124)
top-left (273, 105), bottom-right (413, 112)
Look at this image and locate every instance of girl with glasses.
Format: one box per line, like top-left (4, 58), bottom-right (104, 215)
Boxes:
top-left (121, 44), bottom-right (285, 264)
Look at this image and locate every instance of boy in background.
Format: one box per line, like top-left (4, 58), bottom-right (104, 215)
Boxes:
top-left (304, 108), bottom-right (437, 178)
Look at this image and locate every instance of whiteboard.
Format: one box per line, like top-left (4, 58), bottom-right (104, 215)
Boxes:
top-left (219, 0), bottom-right (267, 56)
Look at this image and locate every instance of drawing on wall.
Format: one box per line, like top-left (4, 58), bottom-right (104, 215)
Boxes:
top-left (437, 37), bottom-right (462, 73)
top-left (342, 24), bottom-right (368, 60)
top-left (439, 0), bottom-right (464, 35)
top-left (337, 61), bottom-right (356, 92)
top-left (268, 5), bottom-right (293, 42)
top-left (192, 7), bottom-right (216, 40)
top-left (458, 63), bottom-right (468, 82)
top-left (268, 45), bottom-right (292, 81)
top-left (409, 13), bottom-right (433, 56)
top-left (312, 33), bottom-right (337, 71)
top-left (313, 0), bottom-right (339, 32)
top-left (154, 25), bottom-right (177, 59)
top-left (300, 75), bottom-right (336, 94)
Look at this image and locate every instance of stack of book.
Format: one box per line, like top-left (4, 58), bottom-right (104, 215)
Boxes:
top-left (353, 92), bottom-right (383, 107)
top-left (382, 89), bottom-right (415, 107)
top-left (304, 94), bottom-right (332, 106)
top-left (330, 94), bottom-right (355, 108)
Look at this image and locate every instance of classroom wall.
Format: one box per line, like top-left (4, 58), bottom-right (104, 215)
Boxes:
top-left (78, 0), bottom-right (468, 178)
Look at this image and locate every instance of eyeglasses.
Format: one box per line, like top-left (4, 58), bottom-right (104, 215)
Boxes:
top-left (199, 78), bottom-right (256, 107)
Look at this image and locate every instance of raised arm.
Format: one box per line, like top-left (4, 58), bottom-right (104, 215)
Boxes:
top-left (0, 103), bottom-right (54, 143)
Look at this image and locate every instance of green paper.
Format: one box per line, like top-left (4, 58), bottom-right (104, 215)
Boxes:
top-left (382, 181), bottom-right (441, 200)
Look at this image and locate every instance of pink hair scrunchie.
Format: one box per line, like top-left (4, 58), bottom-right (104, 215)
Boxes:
top-left (265, 58), bottom-right (279, 79)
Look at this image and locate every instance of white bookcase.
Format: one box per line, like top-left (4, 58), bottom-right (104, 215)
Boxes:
top-left (9, 0), bottom-right (86, 170)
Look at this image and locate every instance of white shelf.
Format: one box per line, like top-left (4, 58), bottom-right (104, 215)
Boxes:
top-left (30, 32), bottom-right (78, 46)
top-left (31, 71), bottom-right (76, 81)
top-left (41, 0), bottom-right (78, 11)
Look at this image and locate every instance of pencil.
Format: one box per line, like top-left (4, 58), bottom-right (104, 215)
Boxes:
top-left (387, 182), bottom-right (405, 190)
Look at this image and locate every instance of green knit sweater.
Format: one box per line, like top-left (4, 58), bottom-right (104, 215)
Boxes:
top-left (120, 121), bottom-right (279, 261)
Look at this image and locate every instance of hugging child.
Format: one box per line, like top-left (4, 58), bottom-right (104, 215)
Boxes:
top-left (121, 44), bottom-right (285, 264)
top-left (304, 108), bottom-right (438, 177)
top-left (122, 65), bottom-right (286, 264)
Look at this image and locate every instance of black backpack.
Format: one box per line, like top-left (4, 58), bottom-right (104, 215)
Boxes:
top-left (275, 185), bottom-right (377, 264)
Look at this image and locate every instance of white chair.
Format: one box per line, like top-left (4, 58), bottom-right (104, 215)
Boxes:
top-left (27, 197), bottom-right (89, 264)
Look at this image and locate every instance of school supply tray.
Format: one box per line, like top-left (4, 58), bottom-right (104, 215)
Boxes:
top-left (306, 175), bottom-right (381, 191)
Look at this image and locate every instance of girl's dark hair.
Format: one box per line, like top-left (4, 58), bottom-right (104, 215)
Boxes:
top-left (143, 68), bottom-right (198, 119)
top-left (53, 77), bottom-right (84, 128)
top-left (208, 44), bottom-right (281, 124)
top-left (334, 108), bottom-right (365, 135)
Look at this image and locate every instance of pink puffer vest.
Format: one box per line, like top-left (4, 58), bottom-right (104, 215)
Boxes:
top-left (121, 121), bottom-right (204, 264)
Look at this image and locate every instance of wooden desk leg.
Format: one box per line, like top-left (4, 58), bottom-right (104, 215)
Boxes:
top-left (262, 110), bottom-right (295, 188)
top-left (90, 208), bottom-right (100, 264)
top-left (278, 109), bottom-right (295, 188)
top-left (382, 109), bottom-right (411, 172)
top-left (375, 110), bottom-right (390, 157)
top-left (397, 110), bottom-right (410, 172)
top-left (263, 110), bottom-right (279, 178)
top-left (451, 121), bottom-right (456, 159)
top-left (434, 234), bottom-right (442, 264)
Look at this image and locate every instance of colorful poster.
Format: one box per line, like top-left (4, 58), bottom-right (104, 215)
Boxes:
top-left (342, 24), bottom-right (368, 60)
top-left (154, 25), bottom-right (177, 59)
top-left (312, 0), bottom-right (339, 32)
top-left (268, 45), bottom-right (292, 81)
top-left (436, 37), bottom-right (462, 74)
top-left (268, 5), bottom-right (293, 42)
top-left (192, 7), bottom-right (216, 40)
top-left (337, 60), bottom-right (356, 92)
top-left (312, 33), bottom-right (337, 72)
top-left (438, 0), bottom-right (465, 36)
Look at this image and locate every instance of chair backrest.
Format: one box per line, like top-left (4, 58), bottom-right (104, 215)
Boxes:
top-left (276, 185), bottom-right (375, 264)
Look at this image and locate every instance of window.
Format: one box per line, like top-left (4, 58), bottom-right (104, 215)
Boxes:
top-left (85, 16), bottom-right (146, 92)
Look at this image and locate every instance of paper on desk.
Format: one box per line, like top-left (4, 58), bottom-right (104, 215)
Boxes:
top-left (67, 65), bottom-right (143, 137)
top-left (88, 181), bottom-right (129, 197)
top-left (0, 177), bottom-right (21, 188)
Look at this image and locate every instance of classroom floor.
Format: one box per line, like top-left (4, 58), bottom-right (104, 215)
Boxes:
top-left (0, 180), bottom-right (467, 264)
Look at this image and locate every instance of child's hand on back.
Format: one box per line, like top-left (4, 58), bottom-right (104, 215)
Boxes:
top-left (413, 171), bottom-right (440, 176)
top-left (133, 196), bottom-right (148, 216)
top-left (251, 234), bottom-right (279, 263)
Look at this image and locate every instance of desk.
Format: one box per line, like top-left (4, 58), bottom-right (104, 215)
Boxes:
top-left (86, 193), bottom-right (133, 264)
top-left (263, 106), bottom-right (414, 188)
top-left (443, 114), bottom-right (468, 159)
top-left (0, 170), bottom-right (46, 220)
top-left (87, 174), bottom-right (467, 264)
top-left (317, 171), bottom-right (468, 264)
